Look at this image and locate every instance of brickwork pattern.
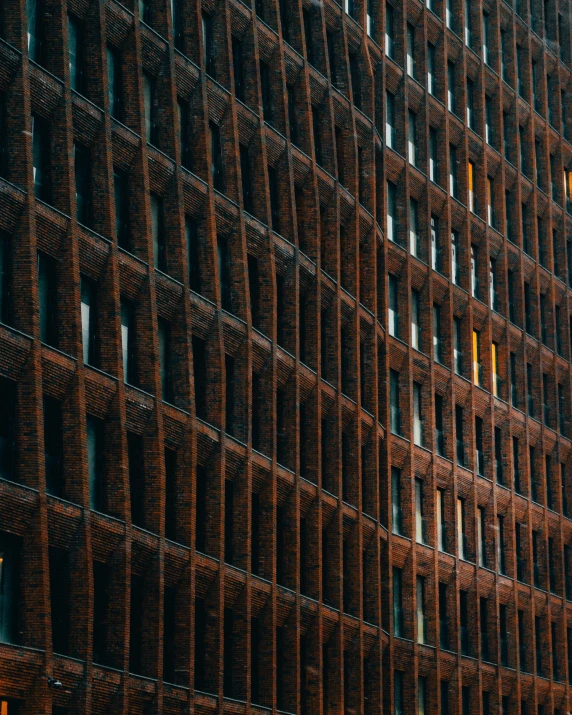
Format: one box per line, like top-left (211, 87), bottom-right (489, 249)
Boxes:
top-left (0, 0), bottom-right (572, 712)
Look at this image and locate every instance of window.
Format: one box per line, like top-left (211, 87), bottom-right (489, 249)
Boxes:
top-left (489, 259), bottom-right (498, 312)
top-left (516, 45), bottom-right (525, 97)
top-left (409, 198), bottom-right (419, 257)
top-left (390, 369), bottom-right (401, 435)
top-left (388, 274), bottom-right (399, 338)
top-left (435, 395), bottom-right (445, 457)
top-left (439, 583), bottom-right (449, 648)
top-left (385, 91), bottom-right (395, 149)
top-left (516, 522), bottom-right (525, 580)
top-left (0, 233), bottom-right (10, 326)
top-left (460, 590), bottom-right (470, 655)
top-left (385, 2), bottom-right (395, 59)
top-left (429, 128), bottom-right (439, 183)
top-left (0, 532), bottom-right (20, 644)
top-left (468, 161), bottom-right (476, 213)
top-left (387, 181), bottom-right (396, 242)
top-left (465, 0), bottom-right (472, 46)
top-left (440, 682), bottom-right (449, 715)
top-left (431, 215), bottom-right (440, 271)
top-left (518, 610), bottom-right (527, 672)
top-left (38, 251), bottom-right (57, 347)
top-left (150, 193), bottom-right (167, 272)
top-left (408, 110), bottom-right (417, 166)
top-left (259, 61), bottom-right (272, 124)
top-left (416, 576), bottom-right (427, 644)
top-left (418, 676), bottom-right (426, 715)
top-left (524, 282), bottom-right (533, 335)
top-left (480, 597), bottom-right (489, 660)
top-left (107, 45), bottom-right (122, 119)
top-left (482, 13), bottom-right (490, 64)
top-left (472, 329), bottom-right (480, 385)
top-left (407, 24), bottom-right (416, 78)
top-left (392, 466), bottom-right (403, 534)
top-left (413, 382), bottom-right (423, 447)
top-left (43, 396), bottom-right (63, 498)
top-left (87, 414), bottom-right (104, 511)
top-left (449, 144), bottom-right (458, 198)
top-left (447, 62), bottom-right (456, 114)
top-left (32, 114), bottom-right (50, 203)
top-left (486, 176), bottom-right (495, 227)
top-left (500, 30), bottom-right (509, 83)
top-left (446, 0), bottom-right (453, 28)
top-left (231, 36), bottom-right (244, 102)
top-left (411, 289), bottom-right (420, 349)
top-left (349, 53), bottom-right (361, 108)
top-left (218, 235), bottom-right (232, 312)
top-left (498, 514), bottom-right (506, 574)
top-left (466, 78), bottom-right (474, 129)
top-left (495, 427), bottom-right (504, 484)
top-left (185, 216), bottom-right (202, 293)
top-left (74, 143), bottom-right (91, 226)
top-left (451, 230), bottom-right (460, 286)
top-left (0, 378), bottom-right (15, 481)
top-left (202, 12), bottom-right (215, 77)
top-left (392, 566), bottom-right (403, 636)
top-left (143, 72), bottom-right (157, 145)
top-left (475, 416), bottom-right (484, 475)
top-left (210, 121), bottom-right (223, 192)
top-left (394, 670), bottom-right (404, 715)
top-left (68, 15), bottom-right (84, 94)
top-left (437, 488), bottom-right (446, 550)
top-left (457, 496), bottom-right (466, 558)
top-left (415, 478), bottom-right (426, 543)
top-left (535, 616), bottom-right (543, 676)
top-left (121, 300), bottom-right (136, 385)
top-left (80, 277), bottom-right (97, 367)
top-left (268, 164), bottom-right (280, 232)
top-left (158, 319), bottom-right (172, 402)
top-left (454, 316), bottom-right (462, 374)
top-left (114, 169), bottom-right (129, 249)
top-left (428, 43), bottom-right (436, 95)
top-left (433, 304), bottom-right (442, 362)
top-left (477, 506), bottom-right (486, 567)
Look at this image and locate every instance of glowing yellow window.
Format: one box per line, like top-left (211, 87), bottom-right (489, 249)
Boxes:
top-left (473, 329), bottom-right (480, 385)
top-left (492, 342), bottom-right (498, 396)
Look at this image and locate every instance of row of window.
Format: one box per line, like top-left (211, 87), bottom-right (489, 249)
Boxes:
top-left (2, 525), bottom-right (572, 708)
top-left (394, 468), bottom-right (572, 589)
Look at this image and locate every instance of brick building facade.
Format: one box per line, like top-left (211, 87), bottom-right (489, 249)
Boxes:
top-left (0, 0), bottom-right (571, 711)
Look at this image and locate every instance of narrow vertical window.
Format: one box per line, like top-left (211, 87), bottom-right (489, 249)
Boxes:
top-left (107, 45), bottom-right (121, 119)
top-left (388, 274), bottom-right (399, 338)
top-left (87, 414), bottom-right (104, 511)
top-left (413, 382), bottom-right (423, 447)
top-left (457, 496), bottom-right (466, 558)
top-left (150, 193), bottom-right (167, 272)
top-left (68, 15), bottom-right (84, 94)
top-left (32, 114), bottom-right (50, 203)
top-left (158, 319), bottom-right (172, 402)
top-left (387, 181), bottom-right (396, 242)
top-left (81, 277), bottom-right (96, 367)
top-left (385, 91), bottom-right (395, 149)
top-left (415, 478), bottom-right (425, 543)
top-left (37, 251), bottom-right (57, 347)
top-left (390, 369), bottom-right (401, 435)
top-left (429, 129), bottom-right (439, 183)
top-left (121, 300), bottom-right (136, 385)
top-left (437, 488), bottom-right (446, 550)
top-left (411, 288), bottom-right (420, 349)
top-left (391, 466), bottom-right (402, 534)
top-left (416, 577), bottom-right (426, 645)
top-left (385, 2), bottom-right (395, 59)
top-left (409, 198), bottom-right (419, 257)
top-left (453, 316), bottom-right (462, 374)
